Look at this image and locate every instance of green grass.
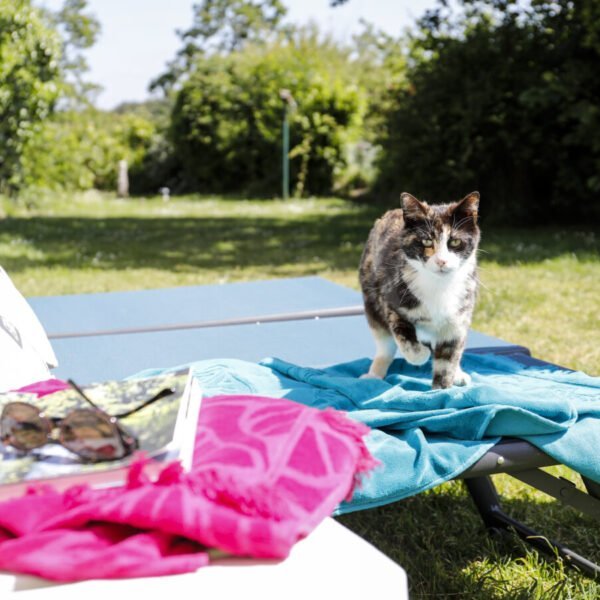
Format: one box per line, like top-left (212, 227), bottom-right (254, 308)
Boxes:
top-left (0, 190), bottom-right (373, 295)
top-left (1, 190), bottom-right (599, 597)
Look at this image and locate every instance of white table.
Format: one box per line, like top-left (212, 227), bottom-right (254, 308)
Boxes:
top-left (0, 518), bottom-right (408, 599)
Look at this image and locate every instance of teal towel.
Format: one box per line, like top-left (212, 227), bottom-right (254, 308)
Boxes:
top-left (143, 353), bottom-right (600, 514)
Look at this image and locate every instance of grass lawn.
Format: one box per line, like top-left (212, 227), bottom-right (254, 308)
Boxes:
top-left (1, 191), bottom-right (599, 598)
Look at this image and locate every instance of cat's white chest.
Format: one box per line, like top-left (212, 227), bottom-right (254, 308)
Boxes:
top-left (407, 260), bottom-right (473, 345)
top-left (415, 274), bottom-right (462, 320)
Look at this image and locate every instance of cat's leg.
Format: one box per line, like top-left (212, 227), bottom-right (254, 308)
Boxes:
top-left (361, 326), bottom-right (397, 379)
top-left (389, 314), bottom-right (431, 366)
top-left (432, 337), bottom-right (470, 388)
top-left (361, 298), bottom-right (397, 378)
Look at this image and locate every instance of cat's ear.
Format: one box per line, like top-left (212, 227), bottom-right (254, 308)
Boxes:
top-left (400, 193), bottom-right (429, 219)
top-left (453, 191), bottom-right (480, 225)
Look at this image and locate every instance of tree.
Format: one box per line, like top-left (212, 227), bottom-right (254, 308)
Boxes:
top-left (374, 0), bottom-right (600, 224)
top-left (0, 0), bottom-right (62, 191)
top-left (48, 0), bottom-right (102, 105)
top-left (151, 0), bottom-right (287, 93)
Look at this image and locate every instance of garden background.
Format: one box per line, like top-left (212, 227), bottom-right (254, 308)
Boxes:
top-left (1, 1), bottom-right (599, 597)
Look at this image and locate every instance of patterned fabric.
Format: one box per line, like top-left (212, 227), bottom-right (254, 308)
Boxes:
top-left (0, 267), bottom-right (57, 392)
top-left (0, 394), bottom-right (376, 581)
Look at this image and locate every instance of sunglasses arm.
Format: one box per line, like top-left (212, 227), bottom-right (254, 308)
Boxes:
top-left (114, 387), bottom-right (175, 418)
top-left (67, 380), bottom-right (175, 419)
top-left (67, 379), bottom-right (104, 411)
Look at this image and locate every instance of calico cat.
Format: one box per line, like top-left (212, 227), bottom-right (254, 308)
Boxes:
top-left (359, 192), bottom-right (480, 388)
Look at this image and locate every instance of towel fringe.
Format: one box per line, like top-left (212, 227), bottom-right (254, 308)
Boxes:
top-left (189, 469), bottom-right (292, 521)
top-left (320, 408), bottom-right (379, 500)
top-left (125, 458), bottom-right (292, 521)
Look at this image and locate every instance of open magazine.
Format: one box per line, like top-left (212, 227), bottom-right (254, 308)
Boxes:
top-left (0, 369), bottom-right (202, 500)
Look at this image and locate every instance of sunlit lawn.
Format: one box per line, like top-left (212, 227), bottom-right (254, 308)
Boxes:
top-left (1, 190), bottom-right (599, 598)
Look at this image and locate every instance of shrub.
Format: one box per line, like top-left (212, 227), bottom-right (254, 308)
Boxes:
top-left (170, 30), bottom-right (365, 196)
top-left (21, 109), bottom-right (155, 191)
top-left (374, 0), bottom-right (600, 224)
top-left (0, 0), bottom-right (61, 191)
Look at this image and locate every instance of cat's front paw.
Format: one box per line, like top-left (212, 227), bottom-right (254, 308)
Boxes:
top-left (431, 367), bottom-right (471, 389)
top-left (360, 372), bottom-right (383, 380)
top-left (453, 368), bottom-right (471, 386)
top-left (401, 343), bottom-right (431, 366)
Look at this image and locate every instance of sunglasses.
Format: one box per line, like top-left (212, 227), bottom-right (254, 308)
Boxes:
top-left (0, 379), bottom-right (174, 463)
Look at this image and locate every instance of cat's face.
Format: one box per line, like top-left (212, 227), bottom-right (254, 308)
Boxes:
top-left (400, 192), bottom-right (480, 277)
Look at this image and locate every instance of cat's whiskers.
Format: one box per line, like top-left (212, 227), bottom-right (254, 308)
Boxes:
top-left (476, 279), bottom-right (491, 292)
top-left (472, 270), bottom-right (491, 292)
top-left (452, 215), bottom-right (474, 231)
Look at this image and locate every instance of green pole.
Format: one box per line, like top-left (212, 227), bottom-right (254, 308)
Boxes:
top-left (282, 105), bottom-right (289, 200)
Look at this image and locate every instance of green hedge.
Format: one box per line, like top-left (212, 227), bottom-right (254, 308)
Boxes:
top-left (373, 0), bottom-right (600, 224)
top-left (170, 33), bottom-right (365, 196)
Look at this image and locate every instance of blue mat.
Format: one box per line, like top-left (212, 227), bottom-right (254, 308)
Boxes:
top-left (142, 353), bottom-right (600, 515)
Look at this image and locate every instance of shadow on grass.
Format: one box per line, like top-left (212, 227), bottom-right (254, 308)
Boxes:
top-left (0, 214), bottom-right (374, 274)
top-left (1, 214), bottom-right (598, 275)
top-left (479, 228), bottom-right (599, 265)
top-left (337, 481), bottom-right (600, 599)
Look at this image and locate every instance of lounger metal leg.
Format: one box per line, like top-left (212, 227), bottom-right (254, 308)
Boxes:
top-left (511, 469), bottom-right (600, 520)
top-left (583, 476), bottom-right (600, 500)
top-left (464, 476), bottom-right (600, 578)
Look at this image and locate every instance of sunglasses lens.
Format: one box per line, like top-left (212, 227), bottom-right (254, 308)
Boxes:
top-left (1, 402), bottom-right (49, 450)
top-left (60, 410), bottom-right (126, 461)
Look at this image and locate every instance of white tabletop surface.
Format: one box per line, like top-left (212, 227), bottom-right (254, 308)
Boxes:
top-left (0, 517), bottom-right (408, 599)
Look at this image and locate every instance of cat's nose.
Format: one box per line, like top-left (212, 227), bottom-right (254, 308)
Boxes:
top-left (435, 257), bottom-right (447, 268)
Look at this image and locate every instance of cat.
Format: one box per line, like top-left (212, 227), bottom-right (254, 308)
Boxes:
top-left (359, 191), bottom-right (480, 388)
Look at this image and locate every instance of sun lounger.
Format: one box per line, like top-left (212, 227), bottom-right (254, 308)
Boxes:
top-left (25, 276), bottom-right (600, 578)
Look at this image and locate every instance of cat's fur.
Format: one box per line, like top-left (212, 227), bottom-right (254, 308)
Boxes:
top-left (359, 192), bottom-right (480, 388)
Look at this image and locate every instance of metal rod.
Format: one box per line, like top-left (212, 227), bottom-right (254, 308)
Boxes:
top-left (48, 305), bottom-right (366, 340)
top-left (282, 106), bottom-right (290, 200)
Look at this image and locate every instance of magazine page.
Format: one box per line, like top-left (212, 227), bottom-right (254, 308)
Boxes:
top-left (0, 370), bottom-right (190, 491)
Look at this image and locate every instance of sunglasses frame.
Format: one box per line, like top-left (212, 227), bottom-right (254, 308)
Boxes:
top-left (0, 380), bottom-right (174, 463)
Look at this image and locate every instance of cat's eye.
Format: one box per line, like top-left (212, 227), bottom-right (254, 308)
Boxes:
top-left (449, 238), bottom-right (462, 248)
top-left (421, 239), bottom-right (433, 247)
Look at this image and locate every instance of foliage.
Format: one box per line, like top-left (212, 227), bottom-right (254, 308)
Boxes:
top-left (151, 0), bottom-right (287, 92)
top-left (374, 0), bottom-right (600, 224)
top-left (41, 0), bottom-right (102, 105)
top-left (339, 22), bottom-right (406, 194)
top-left (21, 109), bottom-right (155, 191)
top-left (0, 0), bottom-right (101, 193)
top-left (128, 126), bottom-right (180, 196)
top-left (8, 0), bottom-right (599, 223)
top-left (98, 99), bottom-right (178, 195)
top-left (169, 29), bottom-right (365, 196)
top-left (0, 0), bottom-right (62, 192)
top-left (182, 0), bottom-right (286, 53)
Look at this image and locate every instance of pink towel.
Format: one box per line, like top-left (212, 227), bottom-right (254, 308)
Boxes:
top-left (0, 394), bottom-right (377, 581)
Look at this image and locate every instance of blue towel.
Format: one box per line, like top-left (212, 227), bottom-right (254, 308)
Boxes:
top-left (140, 353), bottom-right (600, 515)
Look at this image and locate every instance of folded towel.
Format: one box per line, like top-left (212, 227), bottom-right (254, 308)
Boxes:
top-left (0, 394), bottom-right (375, 581)
top-left (187, 353), bottom-right (600, 513)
